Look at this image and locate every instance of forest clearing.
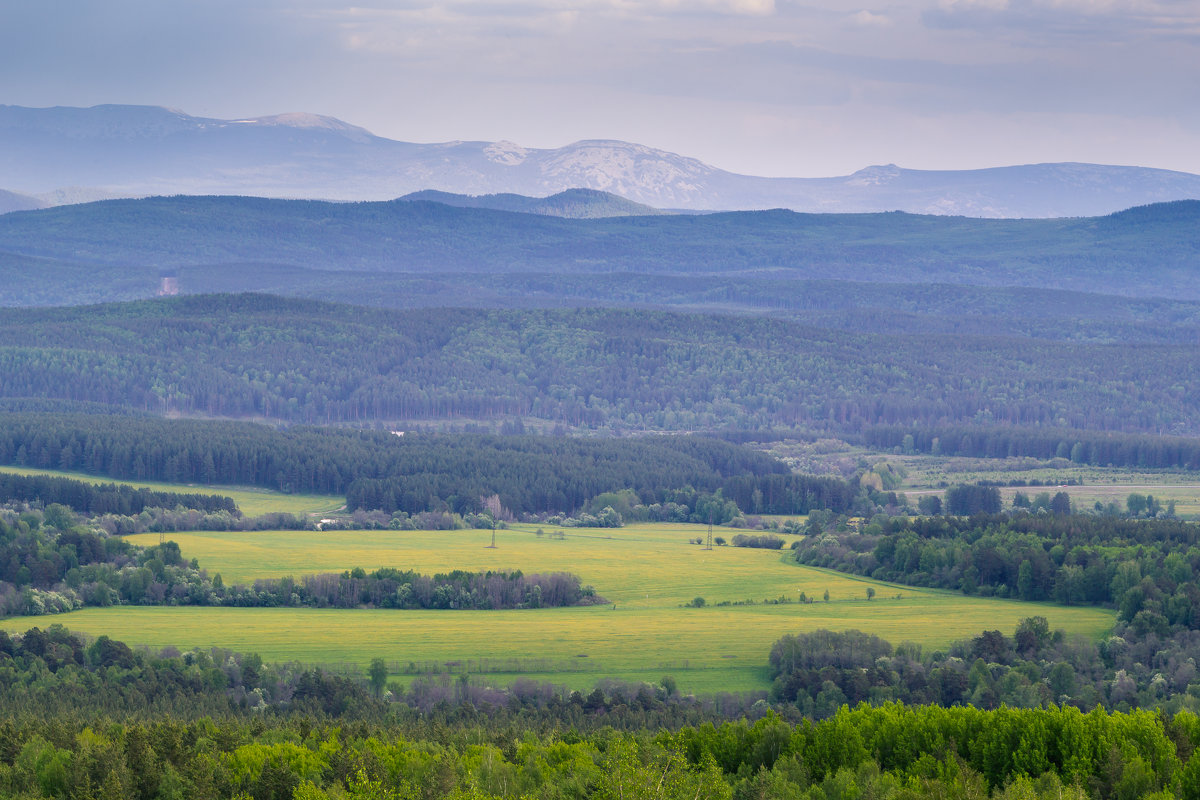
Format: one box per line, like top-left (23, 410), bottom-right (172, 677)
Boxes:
top-left (3, 523), bottom-right (1116, 693)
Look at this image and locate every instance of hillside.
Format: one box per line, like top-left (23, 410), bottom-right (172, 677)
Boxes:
top-left (397, 188), bottom-right (669, 218)
top-left (0, 294), bottom-right (1197, 436)
top-left (4, 104), bottom-right (1200, 216)
top-left (0, 189), bottom-right (44, 214)
top-left (2, 196), bottom-right (1199, 304)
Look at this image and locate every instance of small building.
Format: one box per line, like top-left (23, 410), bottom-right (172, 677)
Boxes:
top-left (157, 270), bottom-right (179, 296)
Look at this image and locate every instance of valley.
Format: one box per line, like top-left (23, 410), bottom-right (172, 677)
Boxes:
top-left (6, 4), bottom-right (1200, 795)
top-left (1, 522), bottom-right (1115, 693)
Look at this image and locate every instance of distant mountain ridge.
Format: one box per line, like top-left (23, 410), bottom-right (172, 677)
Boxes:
top-left (0, 189), bottom-right (45, 214)
top-left (397, 188), bottom-right (668, 218)
top-left (3, 194), bottom-right (1199, 302)
top-left (3, 104), bottom-right (1200, 217)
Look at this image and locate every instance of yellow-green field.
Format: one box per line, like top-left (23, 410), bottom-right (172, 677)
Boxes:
top-left (125, 524), bottom-right (827, 607)
top-left (4, 523), bottom-right (1116, 693)
top-left (0, 465), bottom-right (343, 517)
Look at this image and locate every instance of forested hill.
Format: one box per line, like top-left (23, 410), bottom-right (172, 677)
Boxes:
top-left (2, 195), bottom-right (1199, 298)
top-left (1, 293), bottom-right (1199, 436)
top-left (396, 188), bottom-right (669, 218)
top-left (0, 414), bottom-right (842, 513)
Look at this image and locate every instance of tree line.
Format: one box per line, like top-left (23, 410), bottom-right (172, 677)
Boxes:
top-left (863, 424), bottom-right (1200, 470)
top-left (0, 471), bottom-right (236, 515)
top-left (0, 625), bottom-right (1197, 799)
top-left (0, 512), bottom-right (597, 617)
top-left (237, 568), bottom-right (602, 611)
top-left (794, 513), bottom-right (1200, 633)
top-left (768, 619), bottom-right (1200, 719)
top-left (0, 412), bottom-right (867, 516)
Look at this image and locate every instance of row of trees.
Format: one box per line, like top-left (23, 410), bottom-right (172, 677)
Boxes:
top-left (0, 472), bottom-right (236, 516)
top-left (768, 620), bottom-right (1200, 718)
top-left (794, 513), bottom-right (1200, 631)
top-left (0, 413), bottom-right (810, 513)
top-left (864, 424), bottom-right (1200, 470)
top-left (0, 412), bottom-right (872, 518)
top-left (242, 568), bottom-right (602, 611)
top-left (0, 511), bottom-right (597, 617)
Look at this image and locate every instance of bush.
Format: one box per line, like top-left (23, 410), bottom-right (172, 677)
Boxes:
top-left (731, 533), bottom-right (785, 549)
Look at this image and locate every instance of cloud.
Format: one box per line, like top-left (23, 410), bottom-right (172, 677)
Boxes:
top-left (924, 0), bottom-right (1200, 40)
top-left (1, 0), bottom-right (1198, 177)
top-left (849, 9), bottom-right (892, 25)
top-left (709, 0), bottom-right (777, 14)
top-left (569, 0), bottom-right (778, 16)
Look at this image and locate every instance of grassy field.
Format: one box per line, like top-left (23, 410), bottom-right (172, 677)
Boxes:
top-left (907, 482), bottom-right (1200, 516)
top-left (5, 523), bottom-right (1116, 693)
top-left (759, 440), bottom-right (1200, 516)
top-left (895, 462), bottom-right (1200, 516)
top-left (124, 524), bottom-right (828, 607)
top-left (0, 464), bottom-right (344, 517)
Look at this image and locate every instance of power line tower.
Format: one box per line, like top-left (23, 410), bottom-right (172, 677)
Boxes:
top-left (705, 510), bottom-right (713, 551)
top-left (485, 515), bottom-right (498, 549)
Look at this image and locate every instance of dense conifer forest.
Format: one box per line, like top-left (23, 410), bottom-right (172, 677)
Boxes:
top-left (0, 412), bottom-right (859, 515)
top-left (2, 295), bottom-right (1200, 438)
top-left (0, 472), bottom-right (236, 515)
top-left (863, 426), bottom-right (1200, 471)
top-left (3, 196), bottom-right (1199, 299)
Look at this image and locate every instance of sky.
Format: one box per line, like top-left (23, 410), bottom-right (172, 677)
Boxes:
top-left (2, 0), bottom-right (1199, 177)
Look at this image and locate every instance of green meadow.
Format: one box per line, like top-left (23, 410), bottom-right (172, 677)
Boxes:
top-left (125, 523), bottom-right (831, 607)
top-left (4, 523), bottom-right (1116, 693)
top-left (0, 464), bottom-right (344, 517)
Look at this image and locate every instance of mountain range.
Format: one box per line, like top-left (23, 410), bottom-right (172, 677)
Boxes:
top-left (3, 194), bottom-right (1200, 318)
top-left (3, 104), bottom-right (1200, 218)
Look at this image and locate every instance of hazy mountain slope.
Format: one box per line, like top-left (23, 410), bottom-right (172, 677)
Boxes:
top-left (1, 195), bottom-right (1198, 299)
top-left (0, 250), bottom-right (158, 307)
top-left (4, 104), bottom-right (1200, 216)
top-left (0, 189), bottom-right (45, 214)
top-left (719, 162), bottom-right (1200, 218)
top-left (5, 249), bottom-right (1199, 346)
top-left (397, 188), bottom-right (668, 218)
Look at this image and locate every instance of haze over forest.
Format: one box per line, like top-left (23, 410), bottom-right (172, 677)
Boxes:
top-left (3, 104), bottom-right (1200, 218)
top-left (5, 3), bottom-right (1200, 799)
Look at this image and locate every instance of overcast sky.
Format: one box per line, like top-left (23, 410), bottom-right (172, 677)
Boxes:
top-left (2, 0), bottom-right (1198, 176)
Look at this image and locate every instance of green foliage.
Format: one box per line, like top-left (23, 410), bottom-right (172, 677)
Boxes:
top-left (0, 470), bottom-right (236, 516)
top-left (797, 512), bottom-right (1200, 628)
top-left (865, 425), bottom-right (1200, 471)
top-left (0, 513), bottom-right (601, 616)
top-left (2, 623), bottom-right (1197, 799)
top-left (4, 196), bottom-right (1200, 304)
top-left (945, 484), bottom-right (1002, 515)
top-left (0, 412), bottom-right (861, 517)
top-left (2, 295), bottom-right (1200, 440)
